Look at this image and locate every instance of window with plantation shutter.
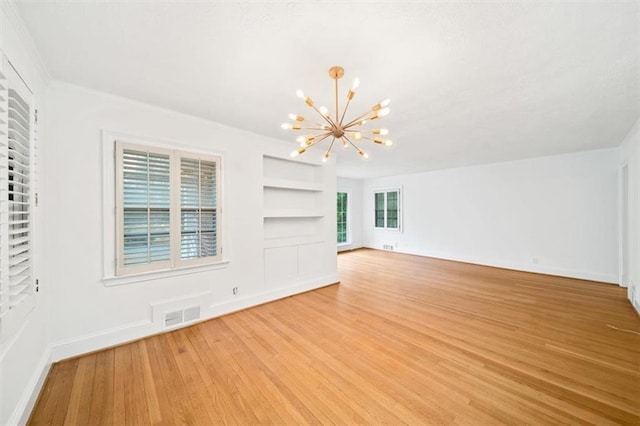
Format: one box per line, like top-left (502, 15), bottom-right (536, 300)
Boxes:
top-left (180, 157), bottom-right (218, 263)
top-left (115, 141), bottom-right (222, 276)
top-left (0, 55), bottom-right (36, 334)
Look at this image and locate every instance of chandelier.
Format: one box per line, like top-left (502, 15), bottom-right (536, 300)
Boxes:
top-left (281, 66), bottom-right (393, 162)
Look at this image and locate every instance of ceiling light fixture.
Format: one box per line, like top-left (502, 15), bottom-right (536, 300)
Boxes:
top-left (281, 66), bottom-right (393, 162)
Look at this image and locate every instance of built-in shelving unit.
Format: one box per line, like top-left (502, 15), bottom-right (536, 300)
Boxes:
top-left (262, 154), bottom-right (331, 286)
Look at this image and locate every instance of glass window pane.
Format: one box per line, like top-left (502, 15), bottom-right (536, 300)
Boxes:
top-left (386, 191), bottom-right (398, 229)
top-left (375, 192), bottom-right (385, 228)
top-left (337, 192), bottom-right (348, 243)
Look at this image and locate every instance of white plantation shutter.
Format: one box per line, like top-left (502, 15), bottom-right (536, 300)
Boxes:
top-left (180, 157), bottom-right (218, 261)
top-left (115, 142), bottom-right (222, 276)
top-left (116, 143), bottom-right (172, 274)
top-left (7, 86), bottom-right (31, 307)
top-left (0, 64), bottom-right (7, 320)
top-left (0, 55), bottom-right (36, 334)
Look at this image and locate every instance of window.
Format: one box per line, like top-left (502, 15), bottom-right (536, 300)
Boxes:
top-left (337, 191), bottom-right (349, 244)
top-left (0, 56), bottom-right (37, 332)
top-left (374, 189), bottom-right (400, 230)
top-left (116, 141), bottom-right (222, 276)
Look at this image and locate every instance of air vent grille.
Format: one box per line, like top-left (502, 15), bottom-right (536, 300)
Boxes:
top-left (164, 306), bottom-right (201, 328)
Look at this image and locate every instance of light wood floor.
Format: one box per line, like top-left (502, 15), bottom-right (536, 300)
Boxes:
top-left (30, 249), bottom-right (640, 425)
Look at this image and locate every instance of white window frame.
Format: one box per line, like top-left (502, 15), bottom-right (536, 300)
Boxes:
top-left (102, 131), bottom-right (227, 285)
top-left (373, 188), bottom-right (401, 231)
top-left (337, 190), bottom-right (350, 246)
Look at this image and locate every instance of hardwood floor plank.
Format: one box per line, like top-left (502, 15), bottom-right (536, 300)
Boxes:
top-left (28, 249), bottom-right (640, 425)
top-left (87, 349), bottom-right (114, 426)
top-left (63, 355), bottom-right (95, 425)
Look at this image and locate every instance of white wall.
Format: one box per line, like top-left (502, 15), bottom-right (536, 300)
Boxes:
top-left (44, 81), bottom-right (337, 362)
top-left (618, 119), bottom-right (640, 313)
top-left (0, 2), bottom-right (51, 425)
top-left (363, 149), bottom-right (620, 283)
top-left (337, 177), bottom-right (363, 252)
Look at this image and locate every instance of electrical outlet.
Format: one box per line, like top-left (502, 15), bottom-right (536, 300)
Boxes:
top-left (232, 287), bottom-right (238, 295)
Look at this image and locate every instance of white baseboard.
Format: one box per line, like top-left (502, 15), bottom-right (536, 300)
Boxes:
top-left (51, 319), bottom-right (154, 362)
top-left (338, 243), bottom-right (363, 252)
top-left (366, 246), bottom-right (619, 284)
top-left (7, 348), bottom-right (51, 426)
top-left (51, 274), bottom-right (339, 362)
top-left (206, 274), bottom-right (339, 318)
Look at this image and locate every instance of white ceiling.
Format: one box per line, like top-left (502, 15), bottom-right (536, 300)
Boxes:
top-left (15, 1), bottom-right (640, 178)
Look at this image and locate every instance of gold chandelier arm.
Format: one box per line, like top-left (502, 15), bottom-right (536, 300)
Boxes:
top-left (323, 137), bottom-right (337, 161)
top-left (342, 135), bottom-right (360, 150)
top-left (298, 126), bottom-right (332, 131)
top-left (342, 134), bottom-right (368, 158)
top-left (359, 134), bottom-right (393, 146)
top-left (305, 132), bottom-right (332, 149)
top-left (339, 96), bottom-right (353, 126)
top-left (343, 109), bottom-right (373, 129)
top-left (309, 103), bottom-right (337, 128)
top-left (335, 77), bottom-right (339, 125)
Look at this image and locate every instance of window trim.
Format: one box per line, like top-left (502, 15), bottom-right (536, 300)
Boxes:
top-left (373, 187), bottom-right (401, 231)
top-left (337, 190), bottom-right (350, 246)
top-left (102, 130), bottom-right (227, 285)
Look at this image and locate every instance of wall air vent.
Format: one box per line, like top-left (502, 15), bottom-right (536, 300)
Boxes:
top-left (164, 310), bottom-right (183, 328)
top-left (184, 306), bottom-right (201, 322)
top-left (382, 243), bottom-right (394, 251)
top-left (163, 306), bottom-right (201, 328)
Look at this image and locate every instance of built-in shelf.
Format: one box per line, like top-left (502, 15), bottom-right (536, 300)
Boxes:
top-left (263, 178), bottom-right (323, 192)
top-left (262, 154), bottom-right (328, 286)
top-left (263, 209), bottom-right (324, 218)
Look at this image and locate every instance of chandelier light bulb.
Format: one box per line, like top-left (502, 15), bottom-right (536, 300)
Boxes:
top-left (372, 98), bottom-right (391, 111)
top-left (342, 140), bottom-right (349, 149)
top-left (351, 78), bottom-right (360, 91)
top-left (373, 128), bottom-right (389, 135)
top-left (296, 90), bottom-right (305, 99)
top-left (377, 107), bottom-right (390, 118)
top-left (358, 149), bottom-right (369, 159)
top-left (281, 123), bottom-right (293, 130)
top-left (291, 147), bottom-right (306, 158)
top-left (384, 139), bottom-right (394, 147)
top-left (319, 106), bottom-right (329, 117)
top-left (288, 113), bottom-right (304, 122)
top-left (352, 132), bottom-right (362, 140)
top-left (322, 152), bottom-right (330, 162)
